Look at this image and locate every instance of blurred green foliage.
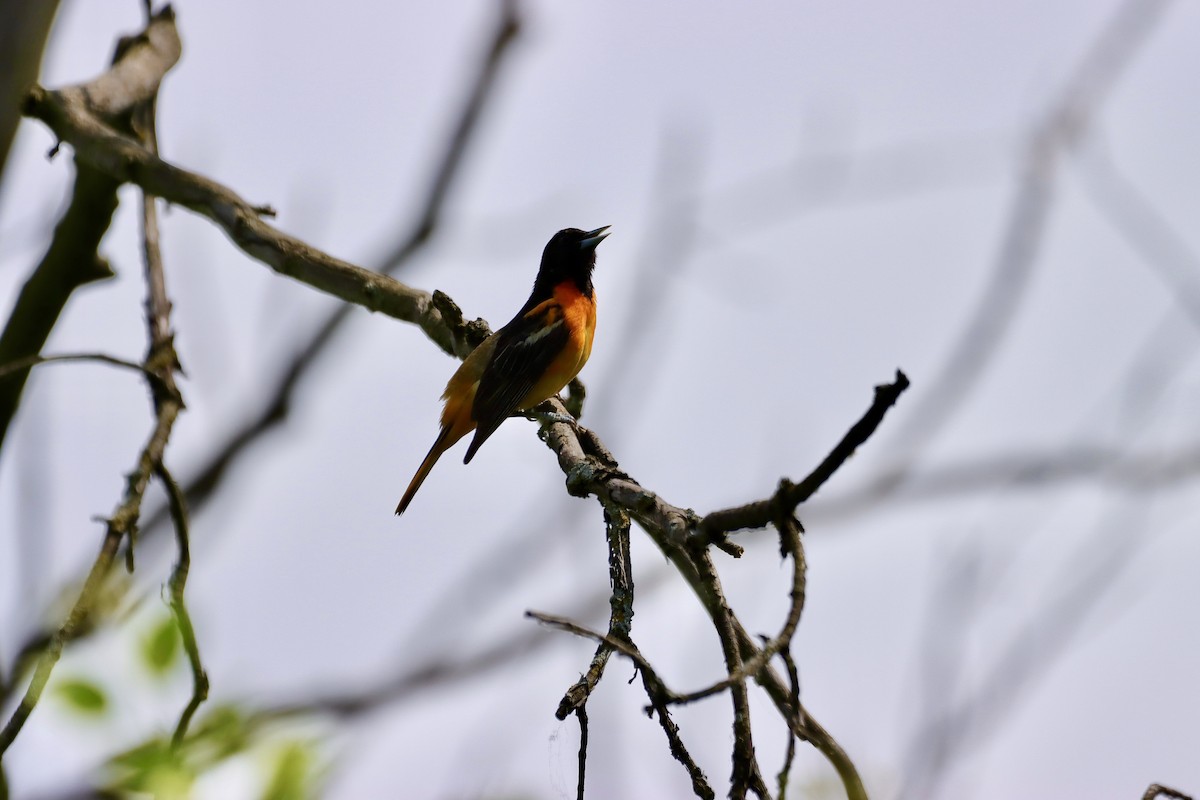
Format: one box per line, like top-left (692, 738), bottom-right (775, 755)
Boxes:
top-left (141, 612), bottom-right (182, 676)
top-left (262, 740), bottom-right (321, 800)
top-left (53, 677), bottom-right (108, 716)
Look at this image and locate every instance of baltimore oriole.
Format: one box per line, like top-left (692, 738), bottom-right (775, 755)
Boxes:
top-left (395, 225), bottom-right (610, 515)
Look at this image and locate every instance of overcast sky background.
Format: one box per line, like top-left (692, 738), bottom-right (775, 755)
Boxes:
top-left (1, 0), bottom-right (1198, 798)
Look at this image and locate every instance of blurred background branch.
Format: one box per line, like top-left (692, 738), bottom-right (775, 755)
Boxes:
top-left (871, 0), bottom-right (1175, 488)
top-left (0, 0), bottom-right (61, 179)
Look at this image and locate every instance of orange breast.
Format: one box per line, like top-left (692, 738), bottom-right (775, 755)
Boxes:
top-left (520, 284), bottom-right (596, 408)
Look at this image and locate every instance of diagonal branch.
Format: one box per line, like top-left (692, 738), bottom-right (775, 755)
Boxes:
top-left (531, 394), bottom-right (877, 799)
top-left (21, 85), bottom-right (464, 357)
top-left (699, 370), bottom-right (910, 540)
top-left (0, 358), bottom-right (182, 757)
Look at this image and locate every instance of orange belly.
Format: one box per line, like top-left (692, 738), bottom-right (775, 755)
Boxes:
top-left (521, 283), bottom-right (596, 406)
top-left (436, 284), bottom-right (596, 443)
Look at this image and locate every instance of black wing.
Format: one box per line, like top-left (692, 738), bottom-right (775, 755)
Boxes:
top-left (463, 304), bottom-right (569, 463)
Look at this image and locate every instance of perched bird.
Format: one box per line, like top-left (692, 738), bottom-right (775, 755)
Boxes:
top-left (395, 225), bottom-right (610, 515)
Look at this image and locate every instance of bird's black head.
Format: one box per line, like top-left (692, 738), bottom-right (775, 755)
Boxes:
top-left (533, 225), bottom-right (611, 299)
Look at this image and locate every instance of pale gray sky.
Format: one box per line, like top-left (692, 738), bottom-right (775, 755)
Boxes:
top-left (2, 1), bottom-right (1198, 798)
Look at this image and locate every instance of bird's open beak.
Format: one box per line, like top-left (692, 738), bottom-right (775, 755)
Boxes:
top-left (579, 225), bottom-right (612, 251)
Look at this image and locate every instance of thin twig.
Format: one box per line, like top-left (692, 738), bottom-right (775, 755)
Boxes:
top-left (125, 90), bottom-right (174, 572)
top-left (528, 613), bottom-right (663, 687)
top-left (534, 395), bottom-right (867, 797)
top-left (0, 351), bottom-right (176, 392)
top-left (527, 611), bottom-right (714, 799)
top-left (774, 647), bottom-right (800, 800)
top-left (687, 550), bottom-right (770, 799)
top-left (574, 706), bottom-right (588, 800)
top-left (1143, 784), bottom-right (1193, 800)
top-left (0, 522), bottom-right (123, 756)
top-left (0, 380), bottom-right (183, 756)
top-left (156, 465), bottom-right (207, 749)
top-left (699, 370), bottom-right (910, 540)
top-left (555, 503), bottom-right (634, 720)
top-left (668, 505), bottom-right (806, 706)
top-left (641, 673), bottom-right (715, 800)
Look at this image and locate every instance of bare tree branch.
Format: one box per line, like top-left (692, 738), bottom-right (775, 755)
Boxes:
top-left (699, 371), bottom-right (910, 540)
top-left (0, 370), bottom-right (182, 756)
top-left (0, 17), bottom-right (188, 757)
top-left (527, 369), bottom-right (900, 800)
top-left (9, 7), bottom-right (894, 796)
top-left (530, 390), bottom-right (873, 796)
top-left (21, 84), bottom-right (465, 355)
top-left (774, 647), bottom-right (801, 800)
top-left (574, 706), bottom-right (588, 800)
top-left (134, 0), bottom-right (522, 532)
top-left (4, 3), bottom-right (525, 742)
top-left (0, 6), bottom-right (182, 457)
top-left (528, 611), bottom-right (715, 799)
top-left (1143, 784), bottom-right (1193, 800)
top-left (131, 87), bottom-right (199, 727)
top-left (555, 503), bottom-right (635, 720)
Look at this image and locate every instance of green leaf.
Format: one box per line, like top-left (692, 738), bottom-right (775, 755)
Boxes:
top-left (107, 739), bottom-right (194, 799)
top-left (141, 763), bottom-right (194, 800)
top-left (141, 613), bottom-right (181, 675)
top-left (193, 705), bottom-right (251, 761)
top-left (110, 738), bottom-right (173, 773)
top-left (55, 677), bottom-right (108, 715)
top-left (262, 741), bottom-right (317, 800)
